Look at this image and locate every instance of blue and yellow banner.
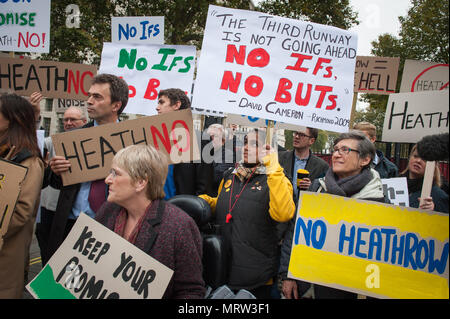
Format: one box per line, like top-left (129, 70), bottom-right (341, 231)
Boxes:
top-left (288, 192), bottom-right (449, 299)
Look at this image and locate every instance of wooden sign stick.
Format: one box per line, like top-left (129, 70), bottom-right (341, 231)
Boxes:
top-left (419, 161), bottom-right (435, 207)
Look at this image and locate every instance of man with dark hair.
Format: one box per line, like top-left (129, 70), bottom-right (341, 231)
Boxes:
top-left (46, 74), bottom-right (129, 260)
top-left (155, 88), bottom-right (208, 198)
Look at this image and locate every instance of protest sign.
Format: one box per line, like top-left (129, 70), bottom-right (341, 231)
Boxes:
top-left (226, 113), bottom-right (306, 131)
top-left (99, 42), bottom-right (196, 116)
top-left (381, 90), bottom-right (448, 143)
top-left (192, 5), bottom-right (357, 133)
top-left (0, 57), bottom-right (97, 100)
top-left (400, 59), bottom-right (449, 93)
top-left (288, 192), bottom-right (449, 299)
top-left (381, 177), bottom-right (409, 207)
top-left (0, 0), bottom-right (50, 53)
top-left (26, 213), bottom-right (173, 299)
top-left (354, 56), bottom-right (399, 94)
top-left (54, 98), bottom-right (87, 114)
top-left (0, 158), bottom-right (28, 251)
top-left (51, 109), bottom-right (199, 186)
top-left (111, 16), bottom-right (164, 44)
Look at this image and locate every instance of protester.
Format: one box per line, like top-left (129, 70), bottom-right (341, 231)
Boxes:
top-left (400, 144), bottom-right (448, 214)
top-left (36, 106), bottom-right (87, 266)
top-left (200, 129), bottom-right (295, 298)
top-left (353, 122), bottom-right (398, 178)
top-left (278, 127), bottom-right (329, 299)
top-left (156, 88), bottom-right (208, 199)
top-left (95, 144), bottom-right (205, 299)
top-left (281, 131), bottom-right (385, 299)
top-left (205, 123), bottom-right (235, 197)
top-left (0, 93), bottom-right (45, 298)
top-left (46, 73), bottom-right (129, 259)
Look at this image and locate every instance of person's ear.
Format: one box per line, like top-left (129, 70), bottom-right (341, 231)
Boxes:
top-left (112, 101), bottom-right (122, 113)
top-left (172, 100), bottom-right (181, 111)
top-left (359, 155), bottom-right (371, 168)
top-left (135, 179), bottom-right (148, 193)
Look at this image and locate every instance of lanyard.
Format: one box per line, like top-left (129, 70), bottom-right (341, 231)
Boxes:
top-left (226, 167), bottom-right (257, 223)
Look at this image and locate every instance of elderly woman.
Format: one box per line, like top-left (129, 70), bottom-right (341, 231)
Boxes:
top-left (281, 131), bottom-right (385, 299)
top-left (95, 145), bottom-right (205, 299)
top-left (0, 93), bottom-right (44, 298)
top-left (200, 129), bottom-right (295, 298)
top-left (400, 144), bottom-right (448, 214)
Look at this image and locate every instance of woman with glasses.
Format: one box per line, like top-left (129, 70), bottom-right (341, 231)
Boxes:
top-left (95, 145), bottom-right (205, 299)
top-left (309, 130), bottom-right (385, 299)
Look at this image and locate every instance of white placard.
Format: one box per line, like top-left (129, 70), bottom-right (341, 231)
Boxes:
top-left (381, 177), bottom-right (409, 207)
top-left (111, 16), bottom-right (164, 44)
top-left (0, 0), bottom-right (51, 53)
top-left (99, 42), bottom-right (196, 116)
top-left (192, 5), bottom-right (358, 133)
top-left (381, 90), bottom-right (449, 143)
top-left (399, 59), bottom-right (449, 93)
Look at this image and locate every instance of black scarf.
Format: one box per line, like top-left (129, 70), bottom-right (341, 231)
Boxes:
top-left (400, 171), bottom-right (424, 194)
top-left (323, 167), bottom-right (372, 197)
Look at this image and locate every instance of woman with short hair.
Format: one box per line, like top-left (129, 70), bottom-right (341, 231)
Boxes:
top-left (95, 145), bottom-right (205, 299)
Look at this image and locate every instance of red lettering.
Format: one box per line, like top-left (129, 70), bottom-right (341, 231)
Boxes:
top-left (313, 57), bottom-right (332, 76)
top-left (244, 75), bottom-right (264, 97)
top-left (150, 124), bottom-right (171, 153)
top-left (274, 78), bottom-right (292, 103)
top-left (68, 70), bottom-right (79, 94)
top-left (171, 120), bottom-right (190, 152)
top-left (246, 48), bottom-right (270, 68)
top-left (294, 83), bottom-right (312, 106)
top-left (17, 32), bottom-right (28, 48)
top-left (326, 95), bottom-right (337, 110)
top-left (323, 66), bottom-right (333, 78)
top-left (286, 53), bottom-right (312, 72)
top-left (128, 85), bottom-right (136, 98)
top-left (225, 44), bottom-right (246, 65)
top-left (314, 85), bottom-right (333, 108)
top-left (80, 71), bottom-right (94, 96)
top-left (220, 71), bottom-right (242, 93)
top-left (143, 78), bottom-right (160, 100)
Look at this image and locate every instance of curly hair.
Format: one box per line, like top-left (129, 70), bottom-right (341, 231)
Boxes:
top-left (158, 88), bottom-right (191, 110)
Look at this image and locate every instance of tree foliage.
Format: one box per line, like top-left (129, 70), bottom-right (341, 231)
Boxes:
top-left (257, 0), bottom-right (359, 30)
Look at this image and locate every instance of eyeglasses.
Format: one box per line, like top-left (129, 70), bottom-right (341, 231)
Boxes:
top-left (293, 132), bottom-right (312, 138)
top-left (108, 168), bottom-right (118, 179)
top-left (63, 117), bottom-right (83, 123)
top-left (332, 146), bottom-right (360, 155)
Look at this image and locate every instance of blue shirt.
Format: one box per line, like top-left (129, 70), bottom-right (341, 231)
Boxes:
top-left (292, 154), bottom-right (309, 199)
top-left (69, 120), bottom-right (104, 220)
top-left (164, 164), bottom-right (176, 200)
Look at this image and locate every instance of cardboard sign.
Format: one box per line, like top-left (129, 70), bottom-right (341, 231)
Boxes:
top-left (381, 90), bottom-right (449, 143)
top-left (226, 113), bottom-right (306, 131)
top-left (54, 99), bottom-right (87, 114)
top-left (0, 158), bottom-right (28, 250)
top-left (111, 16), bottom-right (164, 44)
top-left (400, 59), bottom-right (449, 93)
top-left (99, 42), bottom-right (196, 116)
top-left (354, 56), bottom-right (400, 94)
top-left (0, 57), bottom-right (97, 100)
top-left (288, 192), bottom-right (449, 299)
top-left (51, 109), bottom-right (199, 186)
top-left (26, 213), bottom-right (173, 299)
top-left (192, 5), bottom-right (358, 133)
top-left (0, 0), bottom-right (51, 53)
top-left (381, 177), bottom-right (409, 207)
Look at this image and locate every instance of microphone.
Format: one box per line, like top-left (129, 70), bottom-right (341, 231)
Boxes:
top-left (416, 133), bottom-right (449, 161)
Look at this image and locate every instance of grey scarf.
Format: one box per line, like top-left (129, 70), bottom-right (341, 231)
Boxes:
top-left (323, 167), bottom-right (372, 197)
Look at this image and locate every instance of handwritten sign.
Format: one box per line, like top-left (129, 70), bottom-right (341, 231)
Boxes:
top-left (381, 177), bottom-right (409, 207)
top-left (400, 59), bottom-right (449, 93)
top-left (226, 113), bottom-right (306, 131)
top-left (111, 16), bottom-right (164, 44)
top-left (54, 99), bottom-right (87, 114)
top-left (381, 90), bottom-right (449, 143)
top-left (354, 56), bottom-right (399, 94)
top-left (192, 5), bottom-right (357, 133)
top-left (99, 42), bottom-right (195, 116)
top-left (26, 213), bottom-right (173, 299)
top-left (0, 0), bottom-right (50, 53)
top-left (0, 57), bottom-right (97, 100)
top-left (288, 192), bottom-right (449, 299)
top-left (0, 158), bottom-right (28, 251)
top-left (51, 109), bottom-right (199, 186)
